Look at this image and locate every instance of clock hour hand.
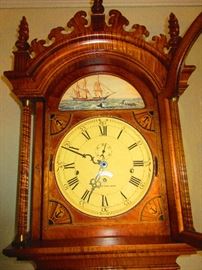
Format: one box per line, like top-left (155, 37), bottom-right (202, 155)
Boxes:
top-left (89, 161), bottom-right (112, 192)
top-left (89, 167), bottom-right (103, 192)
top-left (62, 146), bottom-right (99, 164)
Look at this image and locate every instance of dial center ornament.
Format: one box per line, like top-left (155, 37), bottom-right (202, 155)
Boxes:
top-left (55, 117), bottom-right (154, 217)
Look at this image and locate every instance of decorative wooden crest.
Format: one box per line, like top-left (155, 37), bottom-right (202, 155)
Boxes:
top-left (5, 1), bottom-right (202, 100)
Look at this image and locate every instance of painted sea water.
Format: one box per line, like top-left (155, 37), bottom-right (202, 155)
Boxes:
top-left (59, 97), bottom-right (145, 111)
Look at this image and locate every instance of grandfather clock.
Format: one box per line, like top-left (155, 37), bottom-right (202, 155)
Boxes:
top-left (3, 1), bottom-right (202, 269)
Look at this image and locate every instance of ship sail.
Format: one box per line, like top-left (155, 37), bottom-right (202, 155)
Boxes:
top-left (71, 76), bottom-right (115, 101)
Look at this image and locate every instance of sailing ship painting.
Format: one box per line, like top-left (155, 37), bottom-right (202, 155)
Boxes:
top-left (59, 75), bottom-right (145, 111)
top-left (71, 76), bottom-right (114, 101)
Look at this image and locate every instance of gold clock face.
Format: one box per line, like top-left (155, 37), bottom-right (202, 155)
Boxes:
top-left (54, 117), bottom-right (153, 217)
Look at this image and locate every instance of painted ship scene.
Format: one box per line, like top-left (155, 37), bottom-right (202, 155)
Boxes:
top-left (59, 75), bottom-right (145, 111)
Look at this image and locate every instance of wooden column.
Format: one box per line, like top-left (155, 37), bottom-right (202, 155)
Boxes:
top-left (14, 100), bottom-right (32, 246)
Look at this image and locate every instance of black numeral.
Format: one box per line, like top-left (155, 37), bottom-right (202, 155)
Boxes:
top-left (128, 142), bottom-right (138, 150)
top-left (82, 130), bottom-right (91, 140)
top-left (81, 189), bottom-right (92, 203)
top-left (117, 129), bottom-right (123, 139)
top-left (67, 177), bottom-right (79, 190)
top-left (129, 176), bottom-right (141, 187)
top-left (120, 191), bottom-right (127, 199)
top-left (99, 125), bottom-right (107, 136)
top-left (133, 160), bottom-right (144, 166)
top-left (64, 162), bottom-right (75, 169)
top-left (101, 195), bottom-right (108, 207)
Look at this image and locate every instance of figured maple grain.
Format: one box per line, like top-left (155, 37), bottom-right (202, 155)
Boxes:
top-left (14, 101), bottom-right (32, 245)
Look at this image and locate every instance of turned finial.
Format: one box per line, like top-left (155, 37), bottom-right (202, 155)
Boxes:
top-left (15, 16), bottom-right (30, 51)
top-left (168, 13), bottom-right (182, 54)
top-left (91, 0), bottom-right (105, 31)
top-left (91, 0), bottom-right (104, 14)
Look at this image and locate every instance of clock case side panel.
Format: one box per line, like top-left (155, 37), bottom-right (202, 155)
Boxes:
top-left (30, 101), bottom-right (46, 240)
top-left (158, 96), bottom-right (202, 249)
top-left (159, 12), bottom-right (202, 249)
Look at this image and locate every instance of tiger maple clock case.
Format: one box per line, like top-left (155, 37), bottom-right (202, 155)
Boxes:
top-left (3, 1), bottom-right (202, 269)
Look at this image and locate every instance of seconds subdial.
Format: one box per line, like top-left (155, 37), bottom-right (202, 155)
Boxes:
top-left (95, 143), bottom-right (112, 160)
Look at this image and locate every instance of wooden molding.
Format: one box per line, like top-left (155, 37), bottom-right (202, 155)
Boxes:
top-left (1, 0), bottom-right (202, 9)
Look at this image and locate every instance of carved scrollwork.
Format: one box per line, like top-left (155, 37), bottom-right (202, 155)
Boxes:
top-left (66, 11), bottom-right (88, 33)
top-left (134, 111), bottom-right (155, 131)
top-left (30, 38), bottom-right (46, 56)
top-left (48, 200), bottom-right (72, 225)
top-left (151, 34), bottom-right (168, 53)
top-left (131, 24), bottom-right (149, 39)
top-left (29, 11), bottom-right (88, 57)
top-left (50, 114), bottom-right (71, 135)
top-left (108, 9), bottom-right (129, 31)
top-left (28, 6), bottom-right (171, 60)
top-left (140, 196), bottom-right (164, 222)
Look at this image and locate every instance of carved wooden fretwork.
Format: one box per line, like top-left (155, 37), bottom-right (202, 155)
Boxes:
top-left (6, 6), bottom-right (200, 101)
top-left (29, 10), bottom-right (166, 59)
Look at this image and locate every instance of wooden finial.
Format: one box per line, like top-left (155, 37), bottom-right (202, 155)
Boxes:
top-left (91, 0), bottom-right (105, 31)
top-left (91, 0), bottom-right (104, 14)
top-left (168, 13), bottom-right (182, 54)
top-left (15, 16), bottom-right (30, 51)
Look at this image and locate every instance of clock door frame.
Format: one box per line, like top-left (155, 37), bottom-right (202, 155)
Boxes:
top-left (40, 68), bottom-right (169, 241)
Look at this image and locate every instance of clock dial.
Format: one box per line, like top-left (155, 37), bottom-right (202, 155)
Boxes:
top-left (54, 117), bottom-right (154, 217)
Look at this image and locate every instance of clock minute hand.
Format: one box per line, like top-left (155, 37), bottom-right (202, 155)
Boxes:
top-left (84, 153), bottom-right (100, 164)
top-left (62, 146), bottom-right (85, 158)
top-left (62, 146), bottom-right (99, 164)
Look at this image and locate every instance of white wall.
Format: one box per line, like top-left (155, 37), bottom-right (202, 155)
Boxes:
top-left (0, 5), bottom-right (201, 270)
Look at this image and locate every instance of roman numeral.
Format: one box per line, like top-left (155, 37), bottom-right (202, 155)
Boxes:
top-left (129, 176), bottom-right (141, 187)
top-left (128, 142), bottom-right (138, 150)
top-left (82, 130), bottom-right (91, 140)
top-left (120, 191), bottom-right (127, 200)
top-left (133, 160), bottom-right (144, 166)
top-left (99, 125), bottom-right (107, 136)
top-left (117, 129), bottom-right (124, 139)
top-left (81, 189), bottom-right (92, 203)
top-left (101, 195), bottom-right (108, 207)
top-left (67, 177), bottom-right (79, 190)
top-left (63, 162), bottom-right (75, 169)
